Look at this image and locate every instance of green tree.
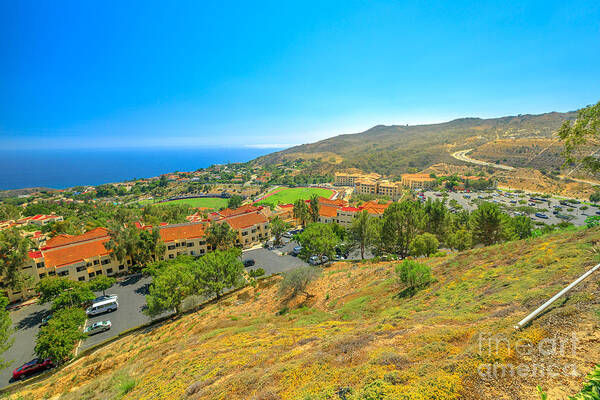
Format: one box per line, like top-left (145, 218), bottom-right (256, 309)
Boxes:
top-left (446, 228), bottom-right (472, 251)
top-left (410, 233), bottom-right (439, 257)
top-left (145, 262), bottom-right (194, 316)
top-left (0, 228), bottom-right (33, 291)
top-left (269, 216), bottom-right (290, 246)
top-left (36, 277), bottom-right (75, 304)
top-left (295, 223), bottom-right (341, 260)
top-left (278, 266), bottom-right (320, 299)
top-left (193, 248), bottom-right (245, 300)
top-left (87, 275), bottom-right (116, 296)
top-left (227, 195), bottom-right (243, 209)
top-left (207, 222), bottom-right (237, 250)
top-left (395, 260), bottom-right (433, 291)
top-left (380, 200), bottom-right (425, 258)
top-left (104, 223), bottom-right (140, 266)
top-left (51, 284), bottom-right (95, 311)
top-left (470, 202), bottom-right (508, 246)
top-left (35, 307), bottom-right (86, 363)
top-left (349, 210), bottom-right (377, 259)
top-left (510, 215), bottom-right (533, 240)
top-left (309, 195), bottom-right (320, 223)
top-left (558, 100), bottom-right (600, 172)
top-left (0, 294), bottom-right (13, 369)
top-left (590, 192), bottom-right (600, 203)
top-left (138, 228), bottom-right (166, 265)
top-left (423, 199), bottom-right (448, 239)
top-left (293, 199), bottom-right (310, 227)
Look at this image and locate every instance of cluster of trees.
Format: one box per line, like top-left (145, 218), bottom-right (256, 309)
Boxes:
top-left (105, 224), bottom-right (166, 269)
top-left (144, 249), bottom-right (245, 316)
top-left (34, 276), bottom-right (116, 362)
top-left (294, 197), bottom-right (541, 262)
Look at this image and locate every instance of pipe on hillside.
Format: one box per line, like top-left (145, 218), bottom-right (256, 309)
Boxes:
top-left (514, 262), bottom-right (600, 330)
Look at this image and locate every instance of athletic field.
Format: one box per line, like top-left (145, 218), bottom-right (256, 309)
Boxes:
top-left (256, 187), bottom-right (334, 207)
top-left (139, 197), bottom-right (228, 209)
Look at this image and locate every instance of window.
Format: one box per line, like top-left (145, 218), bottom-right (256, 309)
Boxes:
top-left (169, 254), bottom-right (174, 259)
top-left (89, 272), bottom-right (95, 278)
top-left (48, 271), bottom-right (56, 276)
top-left (127, 259), bottom-right (132, 265)
top-left (93, 260), bottom-right (99, 265)
top-left (106, 268), bottom-right (113, 274)
top-left (87, 262), bottom-right (92, 267)
top-left (242, 231), bottom-right (248, 236)
top-left (187, 243), bottom-right (194, 247)
top-left (168, 245), bottom-right (175, 250)
top-left (36, 262), bottom-right (45, 268)
top-left (101, 259), bottom-right (110, 265)
top-left (175, 243), bottom-right (180, 248)
top-left (39, 273), bottom-right (46, 279)
top-left (118, 265), bottom-right (125, 270)
top-left (199, 249), bottom-right (205, 254)
top-left (78, 277), bottom-right (85, 281)
top-left (76, 266), bottom-right (86, 272)
top-left (58, 270), bottom-right (69, 276)
top-left (96, 270), bottom-right (102, 275)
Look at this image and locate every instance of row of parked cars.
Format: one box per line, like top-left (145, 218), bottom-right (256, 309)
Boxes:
top-left (12, 295), bottom-right (119, 381)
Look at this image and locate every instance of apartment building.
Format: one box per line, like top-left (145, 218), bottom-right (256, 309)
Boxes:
top-left (0, 214), bottom-right (64, 232)
top-left (222, 211), bottom-right (270, 248)
top-left (354, 179), bottom-right (404, 200)
top-left (334, 172), bottom-right (381, 186)
top-left (159, 222), bottom-right (209, 259)
top-left (400, 173), bottom-right (436, 189)
top-left (5, 228), bottom-right (132, 302)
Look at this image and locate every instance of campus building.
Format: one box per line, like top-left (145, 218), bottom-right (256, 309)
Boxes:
top-left (334, 172), bottom-right (381, 186)
top-left (159, 222), bottom-right (209, 259)
top-left (400, 173), bottom-right (436, 189)
top-left (5, 228), bottom-right (132, 302)
top-left (354, 179), bottom-right (404, 200)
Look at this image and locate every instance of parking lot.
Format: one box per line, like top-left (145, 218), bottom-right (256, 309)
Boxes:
top-left (422, 190), bottom-right (599, 226)
top-left (1, 244), bottom-right (309, 385)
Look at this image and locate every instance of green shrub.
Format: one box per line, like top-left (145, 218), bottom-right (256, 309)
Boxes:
top-left (395, 260), bottom-right (433, 291)
top-left (248, 268), bottom-right (265, 278)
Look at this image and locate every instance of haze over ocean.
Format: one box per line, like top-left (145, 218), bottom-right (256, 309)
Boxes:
top-left (0, 147), bottom-right (283, 191)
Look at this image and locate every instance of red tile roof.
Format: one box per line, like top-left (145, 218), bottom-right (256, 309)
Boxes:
top-left (43, 237), bottom-right (111, 268)
top-left (318, 197), bottom-right (347, 207)
top-left (224, 211), bottom-right (268, 230)
top-left (158, 223), bottom-right (206, 242)
top-left (219, 205), bottom-right (262, 218)
top-left (43, 227), bottom-right (110, 250)
top-left (319, 205), bottom-right (339, 218)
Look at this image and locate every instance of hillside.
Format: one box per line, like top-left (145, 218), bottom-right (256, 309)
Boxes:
top-left (256, 112), bottom-right (576, 176)
top-left (8, 227), bottom-right (600, 400)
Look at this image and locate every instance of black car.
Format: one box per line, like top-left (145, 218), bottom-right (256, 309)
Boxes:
top-left (243, 259), bottom-right (255, 267)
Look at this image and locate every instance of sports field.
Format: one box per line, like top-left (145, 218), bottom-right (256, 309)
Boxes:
top-left (139, 197), bottom-right (228, 209)
top-left (257, 187), bottom-right (334, 206)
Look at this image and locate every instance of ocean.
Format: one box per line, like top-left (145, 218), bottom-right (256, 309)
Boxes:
top-left (0, 147), bottom-right (283, 191)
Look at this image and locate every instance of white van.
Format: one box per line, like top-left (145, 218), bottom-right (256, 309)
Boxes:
top-left (86, 298), bottom-right (118, 316)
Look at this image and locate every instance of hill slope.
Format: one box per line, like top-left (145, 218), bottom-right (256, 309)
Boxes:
top-left (256, 112), bottom-right (575, 176)
top-left (10, 228), bottom-right (600, 400)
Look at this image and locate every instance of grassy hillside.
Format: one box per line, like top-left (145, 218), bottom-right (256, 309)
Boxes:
top-left (10, 227), bottom-right (600, 400)
top-left (256, 112), bottom-right (575, 176)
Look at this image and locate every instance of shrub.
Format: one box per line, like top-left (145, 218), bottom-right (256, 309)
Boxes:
top-left (248, 268), bottom-right (265, 278)
top-left (278, 266), bottom-right (320, 299)
top-left (410, 233), bottom-right (439, 257)
top-left (395, 260), bottom-right (433, 291)
top-left (35, 307), bottom-right (86, 363)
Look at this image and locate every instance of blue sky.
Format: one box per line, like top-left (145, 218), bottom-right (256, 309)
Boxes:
top-left (1, 0), bottom-right (599, 150)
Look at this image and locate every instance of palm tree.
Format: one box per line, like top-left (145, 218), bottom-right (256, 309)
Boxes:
top-left (309, 195), bottom-right (320, 223)
top-left (0, 229), bottom-right (33, 291)
top-left (293, 199), bottom-right (309, 227)
top-left (105, 223), bottom-right (140, 266)
top-left (138, 228), bottom-right (166, 264)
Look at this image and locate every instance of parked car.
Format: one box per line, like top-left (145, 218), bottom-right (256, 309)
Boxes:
top-left (535, 213), bottom-right (549, 219)
top-left (93, 294), bottom-right (118, 303)
top-left (291, 246), bottom-right (302, 256)
top-left (243, 259), bottom-right (255, 267)
top-left (12, 359), bottom-right (54, 381)
top-left (84, 320), bottom-right (112, 335)
top-left (86, 298), bottom-right (118, 316)
top-left (308, 255), bottom-right (329, 266)
top-left (282, 231), bottom-right (293, 239)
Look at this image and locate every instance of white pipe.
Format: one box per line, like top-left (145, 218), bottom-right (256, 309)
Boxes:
top-left (515, 262), bottom-right (600, 329)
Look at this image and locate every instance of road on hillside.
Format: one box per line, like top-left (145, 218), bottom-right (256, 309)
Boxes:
top-left (452, 149), bottom-right (515, 171)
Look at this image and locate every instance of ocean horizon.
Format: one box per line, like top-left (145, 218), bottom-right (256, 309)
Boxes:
top-left (0, 147), bottom-right (284, 191)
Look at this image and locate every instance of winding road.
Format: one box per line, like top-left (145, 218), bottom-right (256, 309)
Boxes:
top-left (451, 149), bottom-right (515, 171)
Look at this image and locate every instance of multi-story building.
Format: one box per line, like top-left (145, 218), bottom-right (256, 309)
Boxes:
top-left (354, 179), bottom-right (404, 200)
top-left (400, 174), bottom-right (436, 189)
top-left (334, 172), bottom-right (381, 186)
top-left (5, 228), bottom-right (132, 302)
top-left (222, 211), bottom-right (270, 248)
top-left (159, 222), bottom-right (209, 259)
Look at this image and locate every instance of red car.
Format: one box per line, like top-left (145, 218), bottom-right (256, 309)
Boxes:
top-left (12, 358), bottom-right (53, 380)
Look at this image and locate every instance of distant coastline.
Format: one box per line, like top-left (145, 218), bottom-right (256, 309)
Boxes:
top-left (0, 146), bottom-right (284, 191)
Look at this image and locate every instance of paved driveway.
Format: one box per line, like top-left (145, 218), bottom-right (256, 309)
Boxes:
top-left (0, 274), bottom-right (157, 385)
top-left (242, 246), bottom-right (307, 276)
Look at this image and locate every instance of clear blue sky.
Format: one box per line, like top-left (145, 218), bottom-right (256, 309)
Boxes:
top-left (1, 0), bottom-right (599, 150)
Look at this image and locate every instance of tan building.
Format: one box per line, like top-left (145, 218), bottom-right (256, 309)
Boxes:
top-left (222, 211), bottom-right (270, 248)
top-left (5, 228), bottom-right (131, 302)
top-left (334, 172), bottom-right (381, 186)
top-left (354, 179), bottom-right (403, 200)
top-left (401, 174), bottom-right (436, 189)
top-left (159, 222), bottom-right (209, 260)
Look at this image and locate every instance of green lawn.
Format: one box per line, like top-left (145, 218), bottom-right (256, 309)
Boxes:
top-left (257, 187), bottom-right (334, 206)
top-left (139, 197), bottom-right (228, 209)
